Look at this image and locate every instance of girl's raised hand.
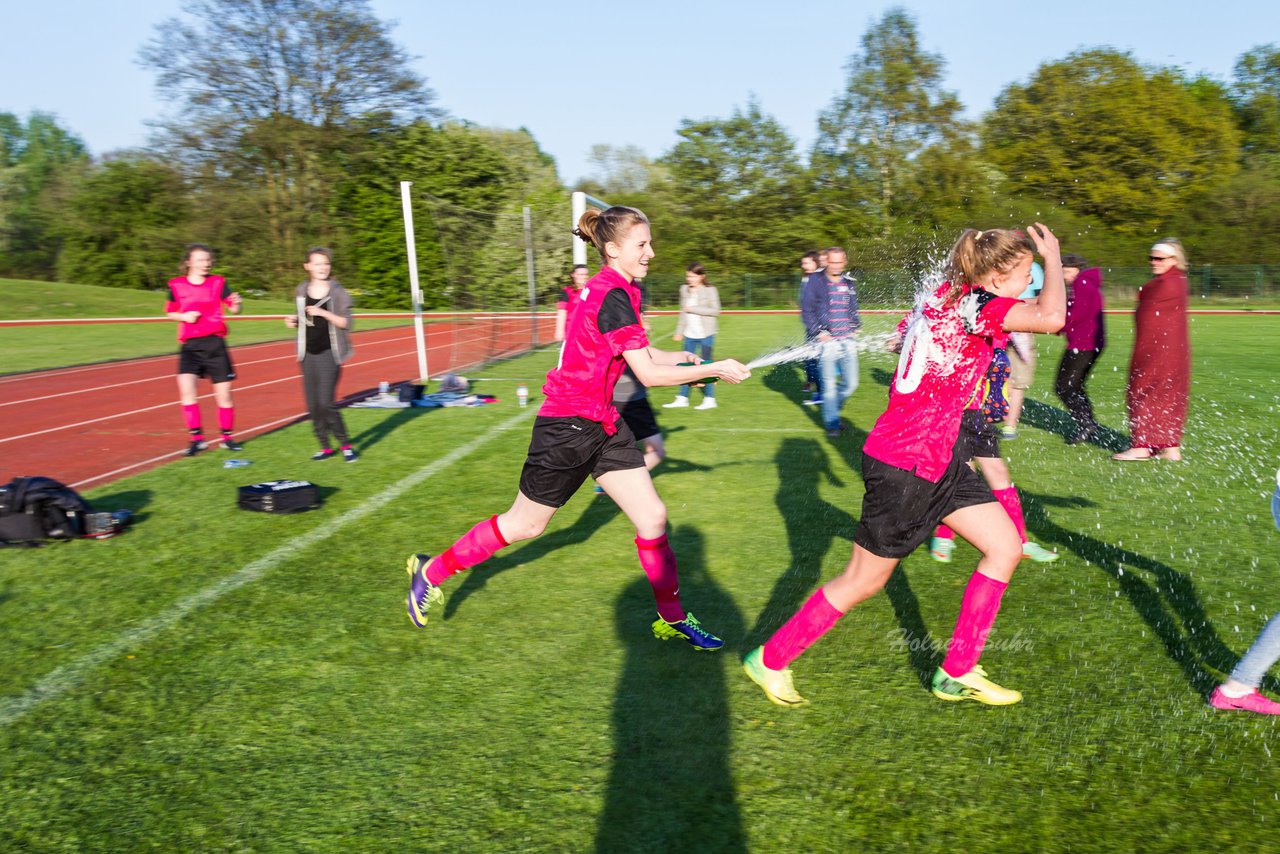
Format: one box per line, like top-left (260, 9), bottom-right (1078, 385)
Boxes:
top-left (1027, 222), bottom-right (1061, 262)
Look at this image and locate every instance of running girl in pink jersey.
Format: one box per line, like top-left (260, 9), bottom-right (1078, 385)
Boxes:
top-left (744, 224), bottom-right (1065, 707)
top-left (405, 206), bottom-right (751, 650)
top-left (164, 244), bottom-right (243, 456)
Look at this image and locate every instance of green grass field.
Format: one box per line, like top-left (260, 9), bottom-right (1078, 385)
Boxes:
top-left (2, 313), bottom-right (1278, 852)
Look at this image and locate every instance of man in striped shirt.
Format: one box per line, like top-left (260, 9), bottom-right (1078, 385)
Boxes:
top-left (801, 246), bottom-right (862, 437)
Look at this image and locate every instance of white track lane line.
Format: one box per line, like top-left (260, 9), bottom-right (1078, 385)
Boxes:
top-left (0, 348), bottom-right (445, 444)
top-left (0, 407), bottom-right (536, 729)
top-left (0, 333), bottom-right (431, 409)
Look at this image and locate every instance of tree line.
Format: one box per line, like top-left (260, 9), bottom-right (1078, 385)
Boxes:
top-left (1, 3), bottom-right (1276, 309)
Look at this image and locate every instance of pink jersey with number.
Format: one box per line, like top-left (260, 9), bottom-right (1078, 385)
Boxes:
top-left (165, 275), bottom-right (234, 342)
top-left (863, 283), bottom-right (1019, 482)
top-left (539, 266), bottom-right (648, 432)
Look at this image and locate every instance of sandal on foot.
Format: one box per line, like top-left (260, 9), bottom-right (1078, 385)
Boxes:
top-left (1112, 448), bottom-right (1154, 461)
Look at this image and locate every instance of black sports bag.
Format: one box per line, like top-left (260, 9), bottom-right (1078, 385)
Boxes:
top-left (237, 480), bottom-right (322, 514)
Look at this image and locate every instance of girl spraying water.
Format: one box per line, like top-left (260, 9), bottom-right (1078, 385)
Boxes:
top-left (404, 206), bottom-right (751, 650)
top-left (744, 224), bottom-right (1065, 707)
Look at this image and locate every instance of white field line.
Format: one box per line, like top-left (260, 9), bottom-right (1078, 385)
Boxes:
top-left (0, 336), bottom-right (307, 385)
top-left (0, 407), bottom-right (536, 729)
top-left (0, 334), bottom-right (431, 409)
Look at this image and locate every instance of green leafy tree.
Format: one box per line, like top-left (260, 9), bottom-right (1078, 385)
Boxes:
top-left (0, 112), bottom-right (90, 278)
top-left (1232, 44), bottom-right (1280, 156)
top-left (982, 49), bottom-right (1241, 234)
top-left (139, 0), bottom-right (437, 291)
top-left (656, 97), bottom-right (813, 288)
top-left (55, 156), bottom-right (191, 290)
top-left (812, 7), bottom-right (965, 240)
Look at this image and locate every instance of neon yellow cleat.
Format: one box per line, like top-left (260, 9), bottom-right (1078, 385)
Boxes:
top-left (1022, 541), bottom-right (1060, 562)
top-left (931, 665), bottom-right (1022, 705)
top-left (743, 647), bottom-right (809, 708)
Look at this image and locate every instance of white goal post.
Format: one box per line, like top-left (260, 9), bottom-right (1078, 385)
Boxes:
top-left (570, 191), bottom-right (613, 267)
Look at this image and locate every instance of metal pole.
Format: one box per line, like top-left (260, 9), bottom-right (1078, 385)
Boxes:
top-left (572, 191), bottom-right (587, 267)
top-left (524, 205), bottom-right (538, 347)
top-left (400, 181), bottom-right (429, 382)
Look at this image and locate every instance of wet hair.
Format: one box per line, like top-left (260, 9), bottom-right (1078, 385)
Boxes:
top-left (180, 243), bottom-right (214, 273)
top-left (306, 246), bottom-right (333, 264)
top-left (1153, 237), bottom-right (1188, 271)
top-left (942, 228), bottom-right (1035, 304)
top-left (572, 206), bottom-right (649, 260)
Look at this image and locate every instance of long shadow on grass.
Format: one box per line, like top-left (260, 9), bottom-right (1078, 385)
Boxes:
top-left (348, 407), bottom-right (428, 453)
top-left (87, 489), bottom-right (153, 525)
top-left (1021, 399), bottom-right (1129, 452)
top-left (595, 525), bottom-right (745, 853)
top-left (761, 364), bottom-right (869, 476)
top-left (1022, 491), bottom-right (1265, 698)
top-left (741, 437), bottom-right (938, 689)
top-left (443, 455), bottom-right (712, 620)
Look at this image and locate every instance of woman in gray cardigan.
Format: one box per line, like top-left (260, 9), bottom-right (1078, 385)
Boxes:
top-left (664, 262), bottom-right (722, 410)
top-left (284, 247), bottom-right (358, 461)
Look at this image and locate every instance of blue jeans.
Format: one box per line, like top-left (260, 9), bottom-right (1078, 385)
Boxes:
top-left (819, 338), bottom-right (858, 429)
top-left (1229, 485), bottom-right (1280, 686)
top-left (678, 335), bottom-right (715, 399)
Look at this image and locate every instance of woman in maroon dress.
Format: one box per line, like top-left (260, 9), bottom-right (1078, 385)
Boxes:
top-left (1114, 238), bottom-right (1191, 461)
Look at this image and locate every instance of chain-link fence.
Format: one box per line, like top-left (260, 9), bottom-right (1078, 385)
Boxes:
top-left (636, 265), bottom-right (1280, 310)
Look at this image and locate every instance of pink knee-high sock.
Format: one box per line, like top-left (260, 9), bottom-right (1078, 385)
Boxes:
top-left (635, 533), bottom-right (685, 623)
top-left (993, 486), bottom-right (1026, 543)
top-left (425, 515), bottom-right (509, 585)
top-left (935, 523), bottom-right (955, 541)
top-left (762, 588), bottom-right (843, 671)
top-left (217, 406), bottom-right (235, 434)
top-left (941, 571), bottom-right (1009, 678)
top-left (182, 404), bottom-right (202, 434)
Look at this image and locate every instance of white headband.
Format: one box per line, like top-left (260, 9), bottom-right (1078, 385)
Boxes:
top-left (1151, 243), bottom-right (1178, 258)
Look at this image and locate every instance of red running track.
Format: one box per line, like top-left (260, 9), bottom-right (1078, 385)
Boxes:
top-left (1, 316), bottom-right (555, 490)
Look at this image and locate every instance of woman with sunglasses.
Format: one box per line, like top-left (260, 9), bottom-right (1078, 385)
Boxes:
top-left (1114, 239), bottom-right (1191, 461)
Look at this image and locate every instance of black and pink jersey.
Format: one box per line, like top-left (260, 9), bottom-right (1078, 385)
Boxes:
top-left (863, 282), bottom-right (1019, 482)
top-left (540, 267), bottom-right (648, 432)
top-left (556, 285), bottom-right (582, 313)
top-left (165, 276), bottom-right (233, 342)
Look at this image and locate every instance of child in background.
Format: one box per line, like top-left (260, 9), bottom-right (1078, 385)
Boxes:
top-left (164, 244), bottom-right (243, 456)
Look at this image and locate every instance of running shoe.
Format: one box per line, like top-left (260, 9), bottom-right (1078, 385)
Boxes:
top-left (694, 398), bottom-right (718, 410)
top-left (931, 664), bottom-right (1022, 705)
top-left (1209, 687), bottom-right (1280, 715)
top-left (1022, 542), bottom-right (1060, 563)
top-left (311, 449), bottom-right (336, 461)
top-left (185, 439), bottom-right (208, 457)
top-left (651, 613), bottom-right (723, 651)
top-left (342, 447), bottom-right (359, 463)
top-left (930, 536), bottom-right (955, 563)
top-left (742, 647), bottom-right (809, 708)
top-left (222, 438), bottom-right (244, 452)
top-left (405, 554), bottom-right (444, 628)
top-left (663, 396), bottom-right (689, 408)
top-left (998, 424), bottom-right (1018, 440)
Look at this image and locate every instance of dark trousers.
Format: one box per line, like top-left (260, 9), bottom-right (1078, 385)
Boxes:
top-left (302, 351), bottom-right (349, 448)
top-left (1055, 348), bottom-right (1101, 433)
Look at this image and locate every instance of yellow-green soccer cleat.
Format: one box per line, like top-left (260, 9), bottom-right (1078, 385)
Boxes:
top-left (651, 612), bottom-right (724, 651)
top-left (742, 647), bottom-right (809, 708)
top-left (931, 664), bottom-right (1022, 705)
top-left (1021, 541), bottom-right (1060, 563)
top-left (405, 554), bottom-right (444, 628)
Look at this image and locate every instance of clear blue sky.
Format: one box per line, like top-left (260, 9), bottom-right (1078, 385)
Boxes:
top-left (1, 0), bottom-right (1271, 184)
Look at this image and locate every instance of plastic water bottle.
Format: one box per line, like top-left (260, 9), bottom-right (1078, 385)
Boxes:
top-left (224, 459), bottom-right (252, 469)
top-left (516, 384), bottom-right (529, 407)
top-left (378, 380), bottom-right (390, 395)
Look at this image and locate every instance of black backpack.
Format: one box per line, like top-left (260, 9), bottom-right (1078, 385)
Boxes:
top-left (0, 476), bottom-right (95, 547)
